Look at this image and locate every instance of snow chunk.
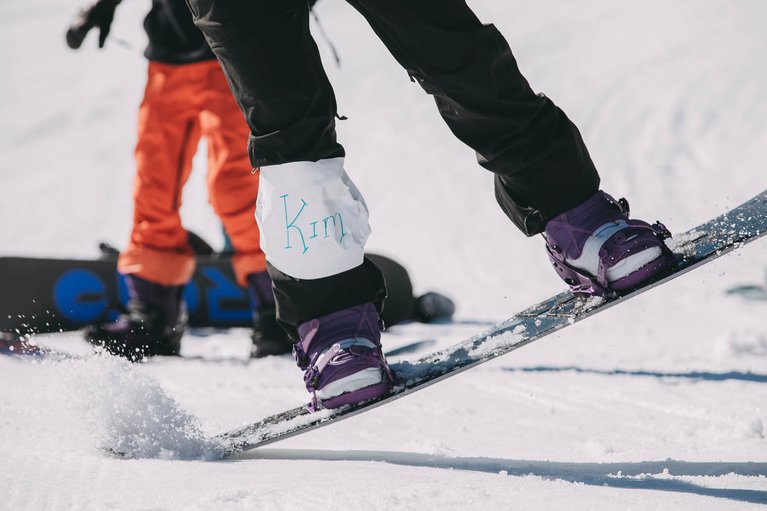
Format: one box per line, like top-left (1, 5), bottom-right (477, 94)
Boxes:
top-left (468, 325), bottom-right (527, 359)
top-left (667, 229), bottom-right (706, 256)
top-left (58, 356), bottom-right (220, 460)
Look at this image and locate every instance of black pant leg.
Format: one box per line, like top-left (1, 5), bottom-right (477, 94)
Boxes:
top-left (185, 0), bottom-right (344, 166)
top-left (268, 258), bottom-right (387, 339)
top-left (186, 0), bottom-right (386, 336)
top-left (346, 0), bottom-right (600, 235)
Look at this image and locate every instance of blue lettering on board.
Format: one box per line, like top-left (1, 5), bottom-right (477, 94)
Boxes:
top-left (53, 269), bottom-right (108, 324)
top-left (201, 267), bottom-right (251, 323)
top-left (183, 279), bottom-right (200, 315)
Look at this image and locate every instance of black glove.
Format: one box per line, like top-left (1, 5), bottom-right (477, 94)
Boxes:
top-left (65, 0), bottom-right (121, 50)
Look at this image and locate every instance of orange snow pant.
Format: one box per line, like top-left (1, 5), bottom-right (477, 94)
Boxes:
top-left (118, 60), bottom-right (265, 287)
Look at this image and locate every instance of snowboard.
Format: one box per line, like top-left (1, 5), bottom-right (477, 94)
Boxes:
top-left (211, 189), bottom-right (767, 457)
top-left (0, 254), bottom-right (251, 335)
top-left (0, 252), bottom-right (414, 336)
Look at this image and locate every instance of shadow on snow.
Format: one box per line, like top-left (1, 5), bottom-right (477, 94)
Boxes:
top-left (500, 366), bottom-right (767, 383)
top-left (234, 449), bottom-right (767, 504)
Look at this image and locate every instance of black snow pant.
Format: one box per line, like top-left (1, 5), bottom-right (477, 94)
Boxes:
top-left (185, 0), bottom-right (600, 337)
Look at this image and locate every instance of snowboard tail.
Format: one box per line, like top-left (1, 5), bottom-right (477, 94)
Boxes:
top-left (212, 190), bottom-right (767, 457)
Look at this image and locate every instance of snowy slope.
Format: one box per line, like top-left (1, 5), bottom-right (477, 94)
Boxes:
top-left (1, 0), bottom-right (767, 509)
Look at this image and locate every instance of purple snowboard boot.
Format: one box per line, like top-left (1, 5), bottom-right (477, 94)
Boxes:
top-left (544, 191), bottom-right (673, 296)
top-left (84, 274), bottom-right (187, 361)
top-left (294, 303), bottom-right (394, 411)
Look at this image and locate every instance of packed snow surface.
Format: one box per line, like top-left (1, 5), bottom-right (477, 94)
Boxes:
top-left (1, 0), bottom-right (766, 509)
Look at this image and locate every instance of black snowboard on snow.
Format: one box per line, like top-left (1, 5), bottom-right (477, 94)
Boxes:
top-left (0, 254), bottom-right (249, 334)
top-left (210, 190), bottom-right (767, 457)
top-left (0, 251), bottom-right (414, 336)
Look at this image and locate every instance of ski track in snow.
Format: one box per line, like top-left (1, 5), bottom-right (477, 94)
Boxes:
top-left (2, 0), bottom-right (767, 509)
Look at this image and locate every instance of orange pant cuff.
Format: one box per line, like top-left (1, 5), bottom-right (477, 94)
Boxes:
top-left (118, 244), bottom-right (196, 286)
top-left (231, 252), bottom-right (268, 287)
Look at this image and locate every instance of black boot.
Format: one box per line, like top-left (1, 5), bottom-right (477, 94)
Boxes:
top-left (247, 271), bottom-right (292, 358)
top-left (84, 274), bottom-right (187, 361)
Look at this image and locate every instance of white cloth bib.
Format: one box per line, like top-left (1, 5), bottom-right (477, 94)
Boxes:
top-left (255, 158), bottom-right (371, 279)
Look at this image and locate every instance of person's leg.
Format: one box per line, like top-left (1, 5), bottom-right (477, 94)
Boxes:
top-left (187, 0), bottom-right (392, 407)
top-left (187, 0), bottom-right (385, 335)
top-left (186, 0), bottom-right (343, 167)
top-left (119, 61), bottom-right (202, 285)
top-left (346, 0), bottom-right (598, 234)
top-left (345, 0), bottom-right (672, 293)
top-left (88, 62), bottom-right (203, 360)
